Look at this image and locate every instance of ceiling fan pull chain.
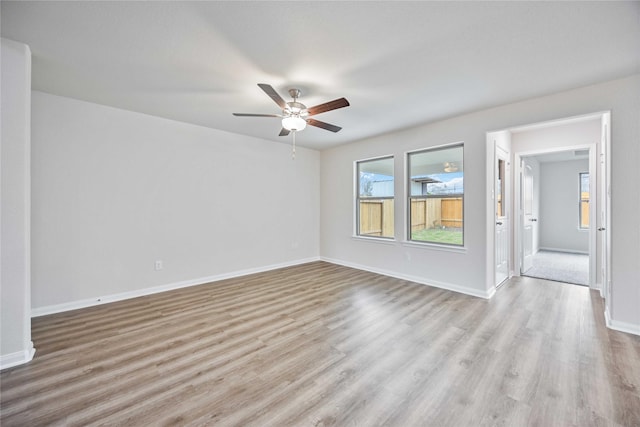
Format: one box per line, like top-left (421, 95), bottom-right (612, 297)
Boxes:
top-left (291, 130), bottom-right (296, 160)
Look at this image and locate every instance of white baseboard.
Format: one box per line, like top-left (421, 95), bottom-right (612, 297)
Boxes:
top-left (31, 257), bottom-right (321, 317)
top-left (321, 257), bottom-right (495, 299)
top-left (605, 307), bottom-right (640, 336)
top-left (0, 341), bottom-right (35, 371)
top-left (539, 247), bottom-right (589, 255)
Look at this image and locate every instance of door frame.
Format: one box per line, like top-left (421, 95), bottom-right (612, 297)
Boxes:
top-left (600, 113), bottom-right (612, 302)
top-left (494, 145), bottom-right (511, 287)
top-left (485, 111), bottom-right (610, 295)
top-left (513, 144), bottom-right (597, 286)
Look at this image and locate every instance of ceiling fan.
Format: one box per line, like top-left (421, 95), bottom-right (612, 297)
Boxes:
top-left (233, 83), bottom-right (350, 136)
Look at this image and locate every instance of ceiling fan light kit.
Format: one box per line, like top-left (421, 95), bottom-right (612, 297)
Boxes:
top-left (444, 162), bottom-right (458, 173)
top-left (233, 83), bottom-right (350, 158)
top-left (282, 116), bottom-right (307, 131)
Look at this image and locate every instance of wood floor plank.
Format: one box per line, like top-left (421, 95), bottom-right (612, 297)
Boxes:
top-left (2, 261), bottom-right (639, 426)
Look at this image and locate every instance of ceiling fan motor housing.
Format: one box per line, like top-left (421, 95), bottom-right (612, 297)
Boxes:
top-left (285, 101), bottom-right (308, 117)
top-left (288, 88), bottom-right (302, 99)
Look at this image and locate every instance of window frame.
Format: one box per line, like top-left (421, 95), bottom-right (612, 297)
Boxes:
top-left (355, 155), bottom-right (395, 239)
top-left (406, 143), bottom-right (464, 247)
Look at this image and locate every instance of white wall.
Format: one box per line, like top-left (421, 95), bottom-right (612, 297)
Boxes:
top-left (31, 92), bottom-right (320, 313)
top-left (512, 119), bottom-right (601, 153)
top-left (1, 39), bottom-right (34, 369)
top-left (538, 159), bottom-right (589, 253)
top-left (321, 74), bottom-right (640, 331)
top-left (321, 115), bottom-right (499, 299)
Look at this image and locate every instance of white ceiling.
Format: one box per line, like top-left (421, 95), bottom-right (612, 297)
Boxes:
top-left (2, 1), bottom-right (639, 150)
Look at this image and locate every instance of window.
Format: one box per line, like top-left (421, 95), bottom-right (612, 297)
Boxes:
top-left (580, 172), bottom-right (589, 229)
top-left (497, 158), bottom-right (506, 217)
top-left (356, 156), bottom-right (394, 238)
top-left (408, 144), bottom-right (463, 245)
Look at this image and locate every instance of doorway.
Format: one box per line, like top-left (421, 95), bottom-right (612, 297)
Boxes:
top-left (519, 151), bottom-right (590, 286)
top-left (486, 112), bottom-right (610, 297)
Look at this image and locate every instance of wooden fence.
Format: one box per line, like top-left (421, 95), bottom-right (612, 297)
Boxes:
top-left (580, 195), bottom-right (589, 228)
top-left (359, 200), bottom-right (394, 237)
top-left (411, 197), bottom-right (463, 230)
top-left (359, 197), bottom-right (462, 236)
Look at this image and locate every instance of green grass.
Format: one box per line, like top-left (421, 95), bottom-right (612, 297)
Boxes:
top-left (411, 228), bottom-right (462, 245)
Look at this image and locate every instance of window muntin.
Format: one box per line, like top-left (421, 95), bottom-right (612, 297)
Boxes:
top-left (356, 157), bottom-right (394, 238)
top-left (580, 172), bottom-right (589, 229)
top-left (408, 144), bottom-right (464, 245)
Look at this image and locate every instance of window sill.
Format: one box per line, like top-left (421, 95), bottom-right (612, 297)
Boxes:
top-left (401, 240), bottom-right (467, 253)
top-left (351, 235), bottom-right (398, 245)
top-left (577, 227), bottom-right (589, 232)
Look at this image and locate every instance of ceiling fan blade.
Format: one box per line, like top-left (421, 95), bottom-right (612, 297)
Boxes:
top-left (279, 128), bottom-right (291, 137)
top-left (306, 118), bottom-right (342, 133)
top-left (257, 83), bottom-right (287, 109)
top-left (306, 98), bottom-right (350, 116)
top-left (232, 113), bottom-right (281, 117)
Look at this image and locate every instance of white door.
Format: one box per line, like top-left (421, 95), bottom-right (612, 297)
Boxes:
top-left (495, 147), bottom-right (510, 287)
top-left (521, 159), bottom-right (536, 273)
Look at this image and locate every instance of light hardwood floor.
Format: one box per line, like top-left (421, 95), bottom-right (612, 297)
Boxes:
top-left (1, 261), bottom-right (639, 426)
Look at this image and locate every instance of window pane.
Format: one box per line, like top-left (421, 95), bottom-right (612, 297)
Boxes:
top-left (580, 201), bottom-right (589, 228)
top-left (408, 145), bottom-right (463, 245)
top-left (497, 159), bottom-right (505, 217)
top-left (357, 157), bottom-right (394, 238)
top-left (580, 173), bottom-right (589, 194)
top-left (580, 172), bottom-right (589, 228)
top-left (410, 197), bottom-right (463, 244)
top-left (409, 146), bottom-right (463, 196)
top-left (359, 199), bottom-right (395, 238)
top-left (359, 157), bottom-right (394, 198)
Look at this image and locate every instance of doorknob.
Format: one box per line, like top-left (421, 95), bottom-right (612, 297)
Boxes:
top-left (496, 221), bottom-right (503, 225)
top-left (598, 227), bottom-right (606, 231)
top-left (530, 218), bottom-right (537, 222)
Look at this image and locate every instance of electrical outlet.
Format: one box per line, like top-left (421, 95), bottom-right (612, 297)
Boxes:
top-left (155, 260), bottom-right (163, 271)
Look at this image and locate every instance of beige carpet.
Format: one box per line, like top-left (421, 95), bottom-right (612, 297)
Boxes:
top-left (522, 250), bottom-right (589, 286)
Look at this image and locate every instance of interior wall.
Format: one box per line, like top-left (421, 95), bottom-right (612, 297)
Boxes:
top-left (321, 121), bottom-right (491, 298)
top-left (31, 91), bottom-right (320, 313)
top-left (538, 159), bottom-right (589, 253)
top-left (321, 74), bottom-right (640, 331)
top-left (0, 39), bottom-right (34, 368)
top-left (511, 119), bottom-right (601, 152)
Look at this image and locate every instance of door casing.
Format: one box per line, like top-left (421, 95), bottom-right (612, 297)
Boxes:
top-left (486, 112), bottom-right (610, 297)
